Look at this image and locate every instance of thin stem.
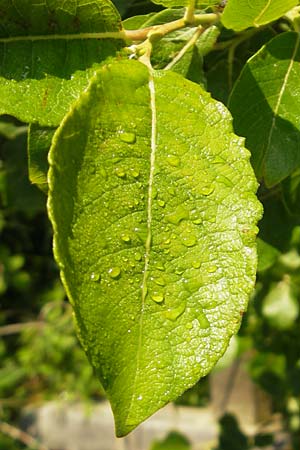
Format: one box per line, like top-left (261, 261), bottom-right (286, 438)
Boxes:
top-left (0, 420), bottom-right (50, 450)
top-left (164, 26), bottom-right (205, 70)
top-left (124, 12), bottom-right (220, 42)
top-left (0, 321), bottom-right (44, 336)
top-left (213, 27), bottom-right (259, 51)
top-left (184, 0), bottom-right (196, 25)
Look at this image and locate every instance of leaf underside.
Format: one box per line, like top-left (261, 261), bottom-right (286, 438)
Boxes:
top-left (229, 32), bottom-right (300, 187)
top-left (48, 59), bottom-right (262, 436)
top-left (0, 0), bottom-right (123, 126)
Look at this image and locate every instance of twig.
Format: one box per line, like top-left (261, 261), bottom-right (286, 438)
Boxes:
top-left (125, 12), bottom-right (220, 42)
top-left (0, 321), bottom-right (44, 336)
top-left (164, 25), bottom-right (205, 70)
top-left (0, 420), bottom-right (49, 450)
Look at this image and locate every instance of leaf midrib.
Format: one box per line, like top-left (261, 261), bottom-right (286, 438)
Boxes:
top-left (126, 68), bottom-right (158, 425)
top-left (254, 0), bottom-right (272, 26)
top-left (262, 32), bottom-right (300, 177)
top-left (0, 31), bottom-right (125, 43)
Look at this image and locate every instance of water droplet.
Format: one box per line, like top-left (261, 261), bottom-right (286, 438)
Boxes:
top-left (167, 154), bottom-right (180, 167)
top-left (115, 167), bottom-right (126, 178)
top-left (197, 312), bottom-right (210, 329)
top-left (154, 276), bottom-right (165, 286)
top-left (90, 272), bottom-right (100, 282)
top-left (134, 252), bottom-right (142, 261)
top-left (151, 292), bottom-right (164, 303)
top-left (199, 184), bottom-right (214, 196)
top-left (193, 218), bottom-right (202, 225)
top-left (166, 205), bottom-right (189, 225)
top-left (182, 235), bottom-right (196, 247)
top-left (186, 322), bottom-right (193, 330)
top-left (127, 329), bottom-right (131, 333)
top-left (137, 395), bottom-right (143, 401)
top-left (119, 131), bottom-right (136, 144)
top-left (216, 174), bottom-right (232, 187)
top-left (121, 234), bottom-right (131, 243)
top-left (165, 302), bottom-right (186, 321)
top-left (130, 168), bottom-right (140, 178)
top-left (192, 261), bottom-right (201, 269)
top-left (207, 265), bottom-right (217, 273)
top-left (158, 199), bottom-right (165, 207)
top-left (108, 267), bottom-right (121, 279)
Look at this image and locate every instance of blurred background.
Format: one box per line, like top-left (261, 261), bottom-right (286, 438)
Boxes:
top-left (1, 1), bottom-right (300, 449)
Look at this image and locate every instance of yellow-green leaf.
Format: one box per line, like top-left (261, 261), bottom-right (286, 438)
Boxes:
top-left (222, 0), bottom-right (298, 31)
top-left (48, 59), bottom-right (262, 436)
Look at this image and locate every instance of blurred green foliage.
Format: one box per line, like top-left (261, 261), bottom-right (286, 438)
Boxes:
top-left (0, 119), bottom-right (104, 448)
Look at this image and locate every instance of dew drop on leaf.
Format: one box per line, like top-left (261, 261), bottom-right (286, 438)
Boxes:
top-left (90, 272), bottom-right (100, 282)
top-left (182, 235), bottom-right (196, 247)
top-left (134, 252), bottom-right (142, 261)
top-left (164, 302), bottom-right (186, 321)
top-left (121, 234), bottom-right (131, 243)
top-left (151, 292), bottom-right (164, 303)
top-left (167, 154), bottom-right (180, 167)
top-left (119, 131), bottom-right (136, 144)
top-left (108, 267), bottom-right (121, 279)
top-left (199, 184), bottom-right (214, 196)
top-left (130, 168), bottom-right (140, 178)
top-left (153, 276), bottom-right (165, 286)
top-left (165, 205), bottom-right (189, 225)
top-left (115, 167), bottom-right (126, 178)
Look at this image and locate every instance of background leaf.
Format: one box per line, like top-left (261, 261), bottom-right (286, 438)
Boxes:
top-left (150, 431), bottom-right (191, 450)
top-left (222, 0), bottom-right (298, 31)
top-left (150, 0), bottom-right (218, 7)
top-left (0, 0), bottom-right (123, 126)
top-left (48, 59), bottom-right (261, 435)
top-left (27, 124), bottom-right (55, 192)
top-left (229, 32), bottom-right (300, 187)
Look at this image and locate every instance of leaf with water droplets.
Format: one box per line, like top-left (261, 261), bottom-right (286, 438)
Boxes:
top-left (48, 59), bottom-right (262, 436)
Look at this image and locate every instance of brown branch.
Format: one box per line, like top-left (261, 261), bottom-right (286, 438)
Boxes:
top-left (0, 420), bottom-right (49, 450)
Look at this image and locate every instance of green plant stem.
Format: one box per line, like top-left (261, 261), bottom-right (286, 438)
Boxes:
top-left (213, 27), bottom-right (259, 51)
top-left (184, 0), bottom-right (196, 25)
top-left (164, 25), bottom-right (205, 70)
top-left (124, 12), bottom-right (220, 42)
top-left (0, 321), bottom-right (44, 336)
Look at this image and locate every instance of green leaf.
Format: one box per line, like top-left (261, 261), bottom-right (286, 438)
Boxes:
top-left (262, 277), bottom-right (299, 330)
top-left (222, 0), bottom-right (298, 31)
top-left (28, 125), bottom-right (55, 193)
top-left (229, 32), bottom-right (300, 187)
top-left (150, 431), bottom-right (191, 450)
top-left (48, 59), bottom-right (262, 435)
top-left (282, 168), bottom-right (300, 217)
top-left (0, 133), bottom-right (45, 214)
top-left (257, 238), bottom-right (280, 272)
top-left (0, 0), bottom-right (124, 126)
